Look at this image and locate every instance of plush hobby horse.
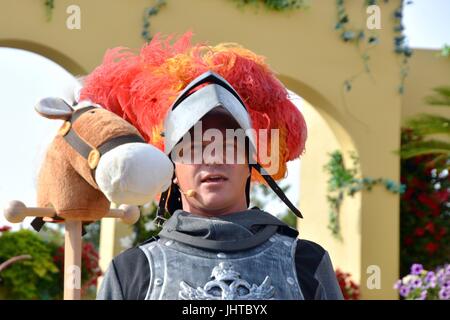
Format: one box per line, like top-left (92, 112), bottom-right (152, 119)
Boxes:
top-left (3, 97), bottom-right (174, 299)
top-left (31, 97), bottom-right (173, 226)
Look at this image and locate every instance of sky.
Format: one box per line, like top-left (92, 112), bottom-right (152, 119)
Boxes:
top-left (0, 0), bottom-right (449, 227)
top-left (402, 0), bottom-right (450, 49)
top-left (0, 49), bottom-right (81, 228)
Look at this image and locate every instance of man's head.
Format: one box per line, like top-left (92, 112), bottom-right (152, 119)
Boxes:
top-left (172, 108), bottom-right (251, 216)
top-left (80, 37), bottom-right (308, 223)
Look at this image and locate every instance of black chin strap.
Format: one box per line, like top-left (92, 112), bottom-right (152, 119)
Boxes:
top-left (250, 162), bottom-right (303, 219)
top-left (155, 188), bottom-right (170, 228)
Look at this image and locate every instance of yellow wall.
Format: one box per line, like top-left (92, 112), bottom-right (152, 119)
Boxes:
top-left (2, 0), bottom-right (448, 299)
top-left (298, 99), bottom-right (363, 288)
top-left (402, 49), bottom-right (450, 121)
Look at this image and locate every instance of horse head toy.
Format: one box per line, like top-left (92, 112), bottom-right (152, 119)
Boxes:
top-left (30, 97), bottom-right (174, 224)
top-left (5, 98), bottom-right (173, 230)
top-left (3, 96), bottom-right (174, 299)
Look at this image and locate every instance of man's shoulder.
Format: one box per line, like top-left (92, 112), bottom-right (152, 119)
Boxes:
top-left (292, 238), bottom-right (331, 299)
top-left (292, 238), bottom-right (329, 276)
top-left (109, 237), bottom-right (158, 300)
top-left (294, 238), bottom-right (327, 258)
top-left (113, 236), bottom-right (157, 265)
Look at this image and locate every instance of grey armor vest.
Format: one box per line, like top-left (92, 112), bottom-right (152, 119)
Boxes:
top-left (97, 209), bottom-right (343, 300)
top-left (139, 232), bottom-right (304, 300)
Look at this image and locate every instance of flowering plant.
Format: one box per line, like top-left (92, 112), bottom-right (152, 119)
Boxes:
top-left (0, 228), bottom-right (59, 299)
top-left (0, 226), bottom-right (12, 232)
top-left (394, 263), bottom-right (450, 300)
top-left (335, 268), bottom-right (360, 300)
top-left (400, 128), bottom-right (449, 275)
top-left (0, 225), bottom-right (101, 299)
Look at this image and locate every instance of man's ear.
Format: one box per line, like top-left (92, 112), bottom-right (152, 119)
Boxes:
top-left (173, 176), bottom-right (178, 185)
top-left (35, 97), bottom-right (74, 120)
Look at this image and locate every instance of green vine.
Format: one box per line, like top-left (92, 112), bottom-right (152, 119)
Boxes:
top-left (324, 150), bottom-right (405, 239)
top-left (44, 0), bottom-right (55, 22)
top-left (439, 44), bottom-right (449, 58)
top-left (231, 0), bottom-right (308, 11)
top-left (393, 0), bottom-right (413, 95)
top-left (335, 0), bottom-right (380, 45)
top-left (142, 0), bottom-right (167, 42)
top-left (335, 0), bottom-right (413, 95)
top-left (335, 0), bottom-right (380, 92)
top-left (141, 0), bottom-right (308, 43)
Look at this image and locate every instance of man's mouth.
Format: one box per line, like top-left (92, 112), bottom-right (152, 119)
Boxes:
top-left (200, 174), bottom-right (228, 184)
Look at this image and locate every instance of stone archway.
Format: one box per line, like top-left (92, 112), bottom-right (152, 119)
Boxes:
top-left (0, 39), bottom-right (87, 76)
top-left (281, 75), bottom-right (363, 287)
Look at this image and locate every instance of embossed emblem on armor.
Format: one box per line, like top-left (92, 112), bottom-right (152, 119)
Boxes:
top-left (179, 262), bottom-right (275, 300)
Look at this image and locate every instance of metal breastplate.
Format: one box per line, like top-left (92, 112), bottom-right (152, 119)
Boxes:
top-left (138, 233), bottom-right (304, 300)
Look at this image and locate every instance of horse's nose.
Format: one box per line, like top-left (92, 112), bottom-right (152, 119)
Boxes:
top-left (95, 142), bottom-right (173, 205)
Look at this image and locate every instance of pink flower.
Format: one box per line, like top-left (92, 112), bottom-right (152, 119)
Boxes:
top-left (425, 242), bottom-right (439, 254)
top-left (0, 225), bottom-right (11, 232)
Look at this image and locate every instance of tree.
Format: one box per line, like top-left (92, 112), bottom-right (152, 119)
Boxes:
top-left (400, 86), bottom-right (450, 168)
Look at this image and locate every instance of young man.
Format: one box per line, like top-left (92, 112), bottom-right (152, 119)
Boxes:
top-left (81, 33), bottom-right (343, 300)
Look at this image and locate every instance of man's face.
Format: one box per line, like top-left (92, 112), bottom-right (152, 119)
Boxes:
top-left (173, 110), bottom-right (250, 216)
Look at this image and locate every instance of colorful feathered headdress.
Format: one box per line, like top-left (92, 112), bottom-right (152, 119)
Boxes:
top-left (80, 31), bottom-right (307, 181)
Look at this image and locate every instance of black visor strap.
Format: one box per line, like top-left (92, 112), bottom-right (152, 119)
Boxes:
top-left (251, 162), bottom-right (303, 219)
top-left (155, 188), bottom-right (170, 227)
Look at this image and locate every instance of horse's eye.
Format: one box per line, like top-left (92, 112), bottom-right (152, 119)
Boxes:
top-left (90, 110), bottom-right (96, 114)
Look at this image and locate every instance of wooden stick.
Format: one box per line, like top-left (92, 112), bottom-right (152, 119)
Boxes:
top-left (64, 220), bottom-right (82, 300)
top-left (0, 255), bottom-right (32, 273)
top-left (3, 201), bottom-right (140, 225)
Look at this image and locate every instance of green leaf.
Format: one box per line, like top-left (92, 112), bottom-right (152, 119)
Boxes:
top-left (424, 86), bottom-right (450, 107)
top-left (405, 114), bottom-right (450, 136)
top-left (400, 140), bottom-right (450, 159)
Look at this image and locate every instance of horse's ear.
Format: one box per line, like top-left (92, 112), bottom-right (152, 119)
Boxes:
top-left (35, 97), bottom-right (74, 120)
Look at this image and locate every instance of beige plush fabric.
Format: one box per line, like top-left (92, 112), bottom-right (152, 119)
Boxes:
top-left (37, 108), bottom-right (143, 221)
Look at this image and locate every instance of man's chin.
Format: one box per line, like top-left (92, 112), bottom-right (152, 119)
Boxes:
top-left (199, 197), bottom-right (232, 213)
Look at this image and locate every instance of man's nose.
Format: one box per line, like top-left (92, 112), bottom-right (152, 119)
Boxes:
top-left (203, 155), bottom-right (223, 165)
top-left (202, 144), bottom-right (239, 165)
